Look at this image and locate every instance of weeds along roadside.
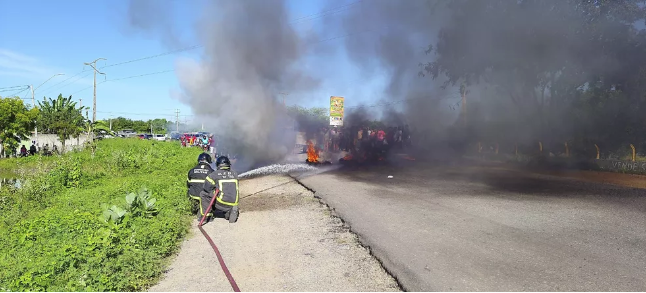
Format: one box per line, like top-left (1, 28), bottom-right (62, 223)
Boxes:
top-left (0, 138), bottom-right (203, 291)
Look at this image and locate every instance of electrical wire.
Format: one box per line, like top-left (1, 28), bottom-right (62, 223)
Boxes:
top-left (96, 110), bottom-right (192, 117)
top-left (55, 72), bottom-right (93, 91)
top-left (95, 1), bottom-right (364, 70)
top-left (69, 69), bottom-right (176, 96)
top-left (0, 85), bottom-right (28, 91)
top-left (37, 2), bottom-right (367, 96)
top-left (0, 87), bottom-right (28, 94)
top-left (38, 70), bottom-right (90, 94)
top-left (100, 46), bottom-right (201, 69)
top-left (11, 87), bottom-right (30, 99)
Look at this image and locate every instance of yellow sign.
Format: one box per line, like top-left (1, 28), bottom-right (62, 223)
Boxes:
top-left (330, 96), bottom-right (344, 116)
top-left (329, 96), bottom-right (344, 126)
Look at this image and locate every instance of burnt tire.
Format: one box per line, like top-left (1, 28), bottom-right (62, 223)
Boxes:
top-left (228, 206), bottom-right (239, 223)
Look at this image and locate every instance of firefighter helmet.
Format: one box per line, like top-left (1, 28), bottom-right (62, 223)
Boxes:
top-left (198, 153), bottom-right (212, 164)
top-left (216, 156), bottom-right (231, 169)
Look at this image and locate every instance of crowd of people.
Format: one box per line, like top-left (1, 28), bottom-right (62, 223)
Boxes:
top-left (17, 143), bottom-right (57, 158)
top-left (181, 134), bottom-right (215, 153)
top-left (312, 124), bottom-right (412, 155)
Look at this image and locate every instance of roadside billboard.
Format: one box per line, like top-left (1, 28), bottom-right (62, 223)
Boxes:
top-left (329, 96), bottom-right (344, 126)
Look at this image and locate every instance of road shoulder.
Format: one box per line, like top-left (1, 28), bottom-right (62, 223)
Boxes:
top-left (148, 175), bottom-right (399, 292)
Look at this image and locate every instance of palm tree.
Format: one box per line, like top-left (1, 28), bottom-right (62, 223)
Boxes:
top-left (37, 94), bottom-right (86, 153)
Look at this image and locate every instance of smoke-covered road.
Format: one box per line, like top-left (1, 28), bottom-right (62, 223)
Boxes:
top-left (297, 160), bottom-right (646, 291)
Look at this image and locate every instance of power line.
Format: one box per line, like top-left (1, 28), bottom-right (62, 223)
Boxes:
top-left (11, 87), bottom-right (30, 98)
top-left (0, 86), bottom-right (29, 93)
top-left (0, 84), bottom-right (29, 91)
top-left (0, 87), bottom-right (30, 99)
top-left (100, 46), bottom-right (201, 69)
top-left (42, 72), bottom-right (93, 98)
top-left (96, 110), bottom-right (193, 118)
top-left (69, 69), bottom-right (176, 96)
top-left (93, 1), bottom-right (363, 70)
top-left (70, 26), bottom-right (385, 97)
top-left (110, 69), bottom-right (175, 82)
top-left (31, 2), bottom-right (366, 97)
top-left (38, 70), bottom-right (90, 94)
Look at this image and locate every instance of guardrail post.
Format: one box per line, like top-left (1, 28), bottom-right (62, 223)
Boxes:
top-left (565, 142), bottom-right (569, 157)
top-left (539, 141), bottom-right (543, 153)
top-left (630, 144), bottom-right (636, 162)
top-left (594, 144), bottom-right (600, 159)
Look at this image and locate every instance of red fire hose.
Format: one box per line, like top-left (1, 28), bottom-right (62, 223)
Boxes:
top-left (198, 190), bottom-right (241, 292)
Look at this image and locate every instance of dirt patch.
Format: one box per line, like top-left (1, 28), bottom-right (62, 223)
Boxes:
top-left (149, 174), bottom-right (399, 292)
top-left (237, 175), bottom-right (313, 212)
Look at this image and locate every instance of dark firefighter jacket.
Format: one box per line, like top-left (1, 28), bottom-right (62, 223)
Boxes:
top-left (187, 162), bottom-right (214, 199)
top-left (200, 168), bottom-right (240, 210)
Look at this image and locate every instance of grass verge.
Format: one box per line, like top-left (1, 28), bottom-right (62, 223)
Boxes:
top-left (0, 138), bottom-right (202, 291)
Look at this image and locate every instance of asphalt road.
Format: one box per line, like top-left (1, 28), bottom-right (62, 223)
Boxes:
top-left (296, 158), bottom-right (646, 291)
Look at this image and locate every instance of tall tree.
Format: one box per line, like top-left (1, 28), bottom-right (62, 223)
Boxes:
top-left (286, 105), bottom-right (328, 131)
top-left (0, 97), bottom-right (39, 157)
top-left (37, 94), bottom-right (86, 153)
top-left (422, 0), bottom-right (646, 148)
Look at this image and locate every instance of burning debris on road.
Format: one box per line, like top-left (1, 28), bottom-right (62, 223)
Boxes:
top-left (305, 140), bottom-right (332, 165)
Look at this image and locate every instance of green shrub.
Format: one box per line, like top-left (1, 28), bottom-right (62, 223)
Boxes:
top-left (0, 139), bottom-right (202, 291)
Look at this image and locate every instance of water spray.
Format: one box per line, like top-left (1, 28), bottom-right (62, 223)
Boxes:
top-left (238, 163), bottom-right (318, 179)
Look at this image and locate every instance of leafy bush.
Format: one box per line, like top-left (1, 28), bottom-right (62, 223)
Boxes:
top-left (0, 139), bottom-right (202, 291)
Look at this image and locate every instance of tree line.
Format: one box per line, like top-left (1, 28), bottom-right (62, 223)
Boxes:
top-left (0, 94), bottom-right (183, 155)
top-left (418, 0), bottom-right (646, 158)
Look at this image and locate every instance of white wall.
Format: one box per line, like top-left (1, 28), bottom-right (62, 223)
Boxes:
top-left (2, 134), bottom-right (90, 156)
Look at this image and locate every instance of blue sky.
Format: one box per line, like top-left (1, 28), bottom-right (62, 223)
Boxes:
top-left (0, 0), bottom-right (383, 122)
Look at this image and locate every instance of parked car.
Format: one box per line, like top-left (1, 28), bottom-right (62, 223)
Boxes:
top-left (170, 131), bottom-right (181, 140)
top-left (137, 134), bottom-right (152, 140)
top-left (153, 134), bottom-right (166, 141)
top-left (118, 129), bottom-right (138, 138)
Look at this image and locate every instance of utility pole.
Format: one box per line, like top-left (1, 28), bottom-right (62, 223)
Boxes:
top-left (175, 109), bottom-right (180, 132)
top-left (31, 85), bottom-right (37, 146)
top-left (84, 58), bottom-right (106, 123)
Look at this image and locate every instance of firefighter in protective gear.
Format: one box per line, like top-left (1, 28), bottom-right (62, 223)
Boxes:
top-left (187, 153), bottom-right (214, 215)
top-left (199, 155), bottom-right (240, 223)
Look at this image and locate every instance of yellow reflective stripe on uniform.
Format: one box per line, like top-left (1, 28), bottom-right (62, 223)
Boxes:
top-left (197, 197), bottom-right (212, 217)
top-left (206, 176), bottom-right (216, 184)
top-left (189, 195), bottom-right (201, 200)
top-left (216, 179), bottom-right (239, 206)
top-left (187, 179), bottom-right (206, 183)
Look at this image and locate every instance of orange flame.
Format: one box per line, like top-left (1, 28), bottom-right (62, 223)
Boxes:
top-left (307, 140), bottom-right (319, 162)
